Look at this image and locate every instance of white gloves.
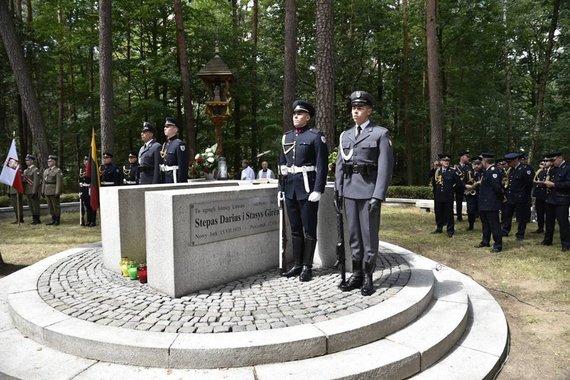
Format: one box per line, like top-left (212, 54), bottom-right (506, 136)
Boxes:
top-left (308, 191), bottom-right (321, 202)
top-left (280, 165), bottom-right (288, 176)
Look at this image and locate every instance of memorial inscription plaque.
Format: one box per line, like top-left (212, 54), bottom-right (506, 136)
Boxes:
top-left (189, 196), bottom-right (279, 246)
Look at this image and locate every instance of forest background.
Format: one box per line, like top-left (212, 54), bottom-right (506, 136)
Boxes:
top-left (0, 0), bottom-right (568, 190)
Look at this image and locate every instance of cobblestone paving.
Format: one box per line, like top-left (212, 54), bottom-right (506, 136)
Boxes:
top-left (37, 248), bottom-right (410, 334)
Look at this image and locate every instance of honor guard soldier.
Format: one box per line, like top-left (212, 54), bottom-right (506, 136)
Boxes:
top-left (431, 154), bottom-right (463, 237)
top-left (279, 100), bottom-right (328, 282)
top-left (335, 91), bottom-right (394, 296)
top-left (454, 151), bottom-right (471, 221)
top-left (123, 152), bottom-right (139, 185)
top-left (138, 122), bottom-right (162, 184)
top-left (23, 154), bottom-right (42, 225)
top-left (542, 152), bottom-right (570, 252)
top-left (464, 157), bottom-right (483, 230)
top-left (532, 156), bottom-right (550, 233)
top-left (100, 152), bottom-right (122, 186)
top-left (79, 156), bottom-right (97, 227)
top-left (501, 152), bottom-right (534, 240)
top-left (42, 155), bottom-right (64, 225)
top-left (161, 117), bottom-right (188, 183)
top-left (474, 153), bottom-right (503, 253)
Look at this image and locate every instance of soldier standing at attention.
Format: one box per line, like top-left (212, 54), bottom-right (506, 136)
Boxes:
top-left (335, 91), bottom-right (394, 296)
top-left (431, 154), bottom-right (463, 237)
top-left (454, 151), bottom-right (471, 221)
top-left (474, 153), bottom-right (503, 253)
top-left (79, 156), bottom-right (97, 227)
top-left (161, 117), bottom-right (188, 184)
top-left (23, 154), bottom-right (42, 225)
top-left (542, 152), bottom-right (570, 252)
top-left (279, 100), bottom-right (328, 282)
top-left (42, 155), bottom-right (63, 225)
top-left (501, 152), bottom-right (534, 241)
top-left (100, 152), bottom-right (122, 187)
top-left (123, 152), bottom-right (139, 185)
top-left (532, 157), bottom-right (550, 234)
top-left (464, 157), bottom-right (483, 230)
top-left (138, 122), bottom-right (162, 185)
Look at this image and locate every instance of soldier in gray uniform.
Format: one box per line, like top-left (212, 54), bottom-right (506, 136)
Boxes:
top-left (138, 122), bottom-right (162, 184)
top-left (23, 154), bottom-right (42, 224)
top-left (42, 155), bottom-right (64, 225)
top-left (335, 91), bottom-right (394, 296)
top-left (161, 117), bottom-right (188, 183)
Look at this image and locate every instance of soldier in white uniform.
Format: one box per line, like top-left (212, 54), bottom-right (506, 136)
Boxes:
top-left (335, 91), bottom-right (394, 296)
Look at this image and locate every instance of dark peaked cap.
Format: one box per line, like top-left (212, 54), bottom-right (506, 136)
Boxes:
top-left (292, 100), bottom-right (315, 118)
top-left (350, 91), bottom-right (374, 106)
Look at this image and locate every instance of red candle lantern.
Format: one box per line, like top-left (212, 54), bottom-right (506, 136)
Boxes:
top-left (138, 264), bottom-right (147, 284)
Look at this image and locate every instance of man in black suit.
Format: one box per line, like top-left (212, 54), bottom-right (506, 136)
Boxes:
top-left (138, 122), bottom-right (162, 184)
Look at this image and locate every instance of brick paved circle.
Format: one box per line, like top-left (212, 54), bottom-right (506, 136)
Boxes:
top-left (37, 249), bottom-right (410, 333)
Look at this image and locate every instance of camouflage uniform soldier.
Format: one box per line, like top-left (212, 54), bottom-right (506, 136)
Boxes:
top-left (23, 154), bottom-right (42, 224)
top-left (42, 155), bottom-right (64, 225)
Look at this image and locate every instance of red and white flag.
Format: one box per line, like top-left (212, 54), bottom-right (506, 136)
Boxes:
top-left (0, 139), bottom-right (24, 193)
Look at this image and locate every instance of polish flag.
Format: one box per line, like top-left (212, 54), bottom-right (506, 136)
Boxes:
top-left (0, 139), bottom-right (24, 193)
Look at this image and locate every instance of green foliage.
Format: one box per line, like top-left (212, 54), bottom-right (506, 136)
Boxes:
top-left (387, 186), bottom-right (433, 200)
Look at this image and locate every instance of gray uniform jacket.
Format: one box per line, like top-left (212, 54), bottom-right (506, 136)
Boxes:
top-left (138, 140), bottom-right (162, 184)
top-left (335, 121), bottom-right (394, 200)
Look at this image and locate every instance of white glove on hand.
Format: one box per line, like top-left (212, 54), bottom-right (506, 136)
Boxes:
top-left (277, 191), bottom-right (285, 203)
top-left (308, 191), bottom-right (321, 202)
top-left (280, 165), bottom-right (288, 176)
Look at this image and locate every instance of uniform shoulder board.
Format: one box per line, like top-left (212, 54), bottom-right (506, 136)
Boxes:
top-left (490, 166), bottom-right (495, 171)
top-left (309, 128), bottom-right (321, 134)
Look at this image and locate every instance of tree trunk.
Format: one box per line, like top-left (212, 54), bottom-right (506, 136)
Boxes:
top-left (401, 0), bottom-right (414, 185)
top-left (426, 0), bottom-right (443, 161)
top-left (251, 0), bottom-right (259, 159)
top-left (315, 0), bottom-right (335, 151)
top-left (99, 0), bottom-right (113, 155)
top-left (282, 0), bottom-right (296, 132)
top-left (174, 0), bottom-right (196, 159)
top-left (57, 5), bottom-right (65, 168)
top-left (529, 0), bottom-right (560, 163)
top-left (231, 0), bottom-right (242, 174)
top-left (0, 0), bottom-right (49, 168)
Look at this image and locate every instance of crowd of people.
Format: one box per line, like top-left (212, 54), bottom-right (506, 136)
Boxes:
top-left (429, 151), bottom-right (570, 253)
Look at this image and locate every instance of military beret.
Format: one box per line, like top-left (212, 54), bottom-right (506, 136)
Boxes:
top-left (480, 153), bottom-right (495, 159)
top-left (504, 152), bottom-right (522, 161)
top-left (292, 100), bottom-right (315, 118)
top-left (25, 154), bottom-right (36, 160)
top-left (458, 150), bottom-right (470, 157)
top-left (350, 91), bottom-right (374, 107)
top-left (165, 117), bottom-right (177, 127)
top-left (438, 154), bottom-right (451, 161)
top-left (142, 122), bottom-right (155, 133)
top-left (48, 155), bottom-right (58, 161)
top-left (102, 152), bottom-right (113, 158)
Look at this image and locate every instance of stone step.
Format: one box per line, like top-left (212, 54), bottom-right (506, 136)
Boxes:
top-left (6, 245), bottom-right (435, 369)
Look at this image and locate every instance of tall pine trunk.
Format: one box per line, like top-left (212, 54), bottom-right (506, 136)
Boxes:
top-left (282, 0), bottom-right (296, 132)
top-left (426, 0), bottom-right (443, 161)
top-left (99, 0), bottom-right (114, 155)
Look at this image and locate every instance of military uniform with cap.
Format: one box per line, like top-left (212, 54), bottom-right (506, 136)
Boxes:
top-left (123, 152), bottom-right (140, 185)
top-left (532, 156), bottom-right (550, 233)
top-left (475, 153), bottom-right (503, 252)
top-left (161, 117), bottom-right (188, 184)
top-left (279, 100), bottom-right (328, 282)
top-left (465, 158), bottom-right (483, 230)
top-left (79, 156), bottom-right (97, 227)
top-left (542, 152), bottom-right (570, 251)
top-left (501, 152), bottom-right (534, 240)
top-left (23, 154), bottom-right (42, 224)
top-left (42, 155), bottom-right (64, 225)
top-left (100, 152), bottom-right (122, 186)
top-left (138, 122), bottom-right (162, 184)
top-left (454, 151), bottom-right (471, 221)
top-left (335, 91), bottom-right (394, 296)
top-left (431, 154), bottom-right (463, 236)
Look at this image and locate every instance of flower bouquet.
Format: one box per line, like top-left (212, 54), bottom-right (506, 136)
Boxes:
top-left (190, 143), bottom-right (218, 178)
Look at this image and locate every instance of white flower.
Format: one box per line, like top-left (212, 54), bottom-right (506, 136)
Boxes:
top-left (195, 154), bottom-right (200, 160)
top-left (207, 157), bottom-right (215, 164)
top-left (205, 148), bottom-right (212, 154)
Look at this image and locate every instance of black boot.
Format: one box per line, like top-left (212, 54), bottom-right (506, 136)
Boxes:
top-left (340, 260), bottom-right (363, 291)
top-left (299, 237), bottom-right (317, 282)
top-left (282, 236), bottom-right (304, 278)
top-left (31, 215), bottom-right (41, 225)
top-left (361, 262), bottom-right (375, 296)
top-left (46, 216), bottom-right (56, 225)
top-left (55, 216), bottom-right (60, 225)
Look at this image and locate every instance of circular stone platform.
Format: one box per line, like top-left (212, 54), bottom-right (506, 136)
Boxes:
top-left (37, 249), bottom-right (410, 333)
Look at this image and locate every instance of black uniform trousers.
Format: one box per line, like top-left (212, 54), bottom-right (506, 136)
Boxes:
top-left (502, 202), bottom-right (530, 239)
top-left (455, 189), bottom-right (464, 221)
top-left (466, 195), bottom-right (479, 228)
top-left (480, 210), bottom-right (502, 250)
top-left (534, 198), bottom-right (546, 231)
top-left (285, 196), bottom-right (319, 240)
top-left (435, 201), bottom-right (454, 234)
top-left (543, 203), bottom-right (570, 249)
top-left (80, 189), bottom-right (96, 225)
top-left (344, 198), bottom-right (380, 264)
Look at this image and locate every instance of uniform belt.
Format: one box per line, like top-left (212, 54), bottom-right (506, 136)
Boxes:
top-left (101, 181), bottom-right (115, 186)
top-left (80, 183), bottom-right (90, 188)
top-left (287, 165), bottom-right (315, 174)
top-left (160, 164), bottom-right (179, 172)
top-left (124, 180), bottom-right (137, 185)
top-left (343, 163), bottom-right (376, 175)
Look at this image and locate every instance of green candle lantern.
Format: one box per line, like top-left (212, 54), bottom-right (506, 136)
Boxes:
top-left (128, 261), bottom-right (138, 280)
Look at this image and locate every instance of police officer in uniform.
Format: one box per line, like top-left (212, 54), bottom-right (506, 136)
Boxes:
top-left (454, 151), bottom-right (471, 221)
top-left (79, 156), bottom-right (97, 227)
top-left (138, 122), bottom-right (162, 184)
top-left (501, 152), bottom-right (534, 240)
top-left (279, 100), bottom-right (328, 282)
top-left (42, 155), bottom-right (64, 225)
top-left (161, 117), bottom-right (188, 183)
top-left (123, 152), bottom-right (139, 185)
top-left (23, 154), bottom-right (42, 225)
top-left (532, 157), bottom-right (550, 233)
top-left (335, 91), bottom-right (393, 295)
top-left (474, 153), bottom-right (503, 253)
top-left (464, 157), bottom-right (483, 230)
top-left (542, 152), bottom-right (570, 252)
top-left (432, 154), bottom-right (463, 237)
top-left (100, 152), bottom-right (122, 187)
